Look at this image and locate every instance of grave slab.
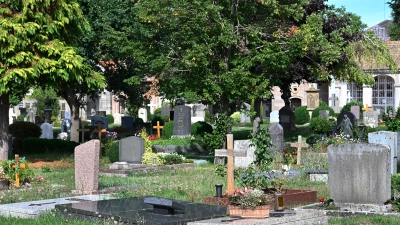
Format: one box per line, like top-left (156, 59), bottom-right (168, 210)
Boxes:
top-left (56, 196), bottom-right (227, 225)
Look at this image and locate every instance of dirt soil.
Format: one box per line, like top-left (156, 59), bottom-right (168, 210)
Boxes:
top-left (28, 160), bottom-right (73, 169)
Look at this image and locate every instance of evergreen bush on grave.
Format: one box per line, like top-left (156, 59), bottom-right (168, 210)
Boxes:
top-left (162, 121), bottom-right (174, 139)
top-left (294, 106), bottom-right (310, 124)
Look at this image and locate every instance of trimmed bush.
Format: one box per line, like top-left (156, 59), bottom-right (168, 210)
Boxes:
top-left (108, 141), bottom-right (119, 163)
top-left (294, 106), bottom-right (310, 125)
top-left (309, 117), bottom-right (333, 134)
top-left (162, 121), bottom-right (174, 139)
top-left (23, 138), bottom-right (79, 155)
top-left (135, 117), bottom-right (144, 123)
top-left (230, 112), bottom-right (240, 123)
top-left (311, 105), bottom-right (334, 118)
top-left (163, 154), bottom-right (183, 165)
top-left (9, 121), bottom-right (42, 154)
top-left (191, 121), bottom-right (213, 137)
top-left (107, 114), bottom-right (114, 124)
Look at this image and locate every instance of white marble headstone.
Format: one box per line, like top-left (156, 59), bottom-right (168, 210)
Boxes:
top-left (40, 123), bottom-right (53, 139)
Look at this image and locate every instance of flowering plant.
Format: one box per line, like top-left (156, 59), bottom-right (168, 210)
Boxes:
top-left (223, 188), bottom-right (270, 209)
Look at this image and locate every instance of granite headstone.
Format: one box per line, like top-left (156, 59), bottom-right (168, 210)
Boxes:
top-left (350, 106), bottom-right (360, 120)
top-left (279, 106), bottom-right (295, 132)
top-left (173, 105), bottom-right (191, 135)
top-left (121, 116), bottom-right (134, 131)
top-left (269, 124), bottom-right (285, 157)
top-left (240, 103), bottom-right (251, 123)
top-left (91, 115), bottom-right (108, 129)
top-left (74, 140), bottom-right (100, 194)
top-left (119, 136), bottom-right (145, 163)
top-left (39, 123), bottom-right (53, 139)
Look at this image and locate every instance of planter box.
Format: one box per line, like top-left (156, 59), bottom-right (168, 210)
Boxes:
top-left (228, 205), bottom-right (270, 218)
top-left (270, 189), bottom-right (317, 208)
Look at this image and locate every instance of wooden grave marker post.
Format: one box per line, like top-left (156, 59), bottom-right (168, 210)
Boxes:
top-left (93, 122), bottom-right (106, 157)
top-left (290, 135), bottom-right (309, 165)
top-left (77, 123), bottom-right (90, 143)
top-left (214, 134), bottom-right (247, 195)
top-left (362, 104), bottom-right (372, 111)
top-left (153, 121), bottom-right (164, 138)
top-left (11, 154), bottom-right (26, 187)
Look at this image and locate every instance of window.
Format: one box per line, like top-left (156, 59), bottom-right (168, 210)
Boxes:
top-left (62, 103), bottom-right (66, 111)
top-left (347, 83), bottom-right (363, 103)
top-left (373, 75), bottom-right (394, 114)
top-left (290, 98), bottom-right (301, 111)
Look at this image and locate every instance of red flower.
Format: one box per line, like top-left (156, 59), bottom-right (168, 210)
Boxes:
top-left (318, 197), bottom-right (324, 203)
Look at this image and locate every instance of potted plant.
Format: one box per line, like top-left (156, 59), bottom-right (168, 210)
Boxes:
top-left (224, 187), bottom-right (271, 218)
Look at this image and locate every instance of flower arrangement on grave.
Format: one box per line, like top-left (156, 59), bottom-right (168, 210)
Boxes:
top-left (1, 157), bottom-right (35, 187)
top-left (103, 131), bottom-right (118, 156)
top-left (223, 187), bottom-right (270, 209)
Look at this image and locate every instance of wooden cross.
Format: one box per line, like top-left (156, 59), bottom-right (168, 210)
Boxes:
top-left (290, 135), bottom-right (309, 165)
top-left (153, 121), bottom-right (163, 138)
top-left (214, 134), bottom-right (247, 195)
top-left (362, 104), bottom-right (372, 111)
top-left (77, 123), bottom-right (90, 143)
top-left (93, 122), bottom-right (106, 156)
top-left (11, 154), bottom-right (26, 187)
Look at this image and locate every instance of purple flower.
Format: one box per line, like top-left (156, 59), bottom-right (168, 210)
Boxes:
top-left (25, 182), bottom-right (31, 187)
top-left (346, 134), bottom-right (350, 138)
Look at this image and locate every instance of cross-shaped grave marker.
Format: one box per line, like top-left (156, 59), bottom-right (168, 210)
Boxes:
top-left (11, 154), bottom-right (26, 187)
top-left (153, 121), bottom-right (164, 138)
top-left (147, 103), bottom-right (157, 114)
top-left (362, 104), bottom-right (372, 111)
top-left (77, 123), bottom-right (90, 143)
top-left (290, 135), bottom-right (309, 165)
top-left (214, 134), bottom-right (247, 195)
top-left (93, 122), bottom-right (106, 156)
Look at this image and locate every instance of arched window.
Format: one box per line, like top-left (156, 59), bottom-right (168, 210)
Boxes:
top-left (290, 98), bottom-right (301, 111)
top-left (373, 75), bottom-right (394, 114)
top-left (347, 83), bottom-right (363, 103)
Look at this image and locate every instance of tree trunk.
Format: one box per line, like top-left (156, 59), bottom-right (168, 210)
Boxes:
top-left (64, 88), bottom-right (80, 143)
top-left (0, 93), bottom-right (9, 160)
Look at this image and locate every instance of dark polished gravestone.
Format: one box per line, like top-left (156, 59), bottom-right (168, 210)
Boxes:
top-left (55, 196), bottom-right (227, 225)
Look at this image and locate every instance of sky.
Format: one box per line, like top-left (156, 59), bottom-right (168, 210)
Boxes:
top-left (328, 0), bottom-right (392, 28)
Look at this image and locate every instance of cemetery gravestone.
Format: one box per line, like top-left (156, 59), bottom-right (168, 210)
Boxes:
top-left (268, 124), bottom-right (284, 157)
top-left (138, 108), bottom-right (147, 122)
top-left (191, 104), bottom-right (207, 123)
top-left (96, 111), bottom-right (106, 117)
top-left (336, 111), bottom-right (356, 136)
top-left (240, 103), bottom-right (251, 123)
top-left (328, 143), bottom-right (390, 205)
top-left (173, 105), bottom-right (191, 135)
top-left (74, 140), bottom-right (100, 194)
top-left (363, 110), bottom-right (378, 128)
top-left (119, 136), bottom-right (145, 164)
top-left (121, 116), bottom-right (134, 131)
top-left (9, 108), bottom-right (16, 125)
top-left (368, 131), bottom-right (398, 174)
top-left (290, 135), bottom-right (309, 165)
top-left (270, 110), bottom-right (279, 123)
top-left (319, 110), bottom-right (329, 118)
top-left (350, 106), bottom-right (360, 120)
top-left (233, 140), bottom-right (255, 168)
top-left (161, 104), bottom-right (171, 117)
top-left (28, 109), bottom-right (35, 123)
top-left (279, 106), bottom-right (295, 132)
top-left (113, 113), bottom-right (122, 124)
top-left (91, 115), bottom-right (108, 129)
top-left (39, 123), bottom-right (53, 139)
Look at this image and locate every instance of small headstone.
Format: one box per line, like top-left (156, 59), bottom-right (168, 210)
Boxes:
top-left (138, 108), bottom-right (147, 122)
top-left (336, 111), bottom-right (356, 136)
top-left (39, 123), bottom-right (53, 139)
top-left (74, 140), bottom-right (100, 194)
top-left (90, 115), bottom-right (108, 129)
top-left (113, 113), bottom-right (122, 124)
top-left (173, 105), bottom-right (191, 135)
top-left (121, 116), bottom-right (134, 131)
top-left (319, 110), bottom-right (329, 118)
top-left (350, 106), bottom-right (360, 120)
top-left (234, 140), bottom-right (255, 168)
top-left (270, 110), bottom-right (279, 123)
top-left (269, 124), bottom-right (284, 157)
top-left (279, 106), bottom-right (295, 132)
top-left (65, 110), bottom-right (71, 120)
top-left (240, 103), bottom-right (251, 123)
top-left (368, 131), bottom-right (398, 174)
top-left (161, 104), bottom-right (171, 117)
top-left (119, 136), bottom-right (144, 163)
top-left (328, 143), bottom-right (390, 205)
top-left (363, 110), bottom-right (378, 128)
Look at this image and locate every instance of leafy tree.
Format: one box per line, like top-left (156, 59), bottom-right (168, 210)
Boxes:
top-left (0, 0), bottom-right (105, 158)
top-left (30, 88), bottom-right (60, 118)
top-left (389, 0), bottom-right (400, 40)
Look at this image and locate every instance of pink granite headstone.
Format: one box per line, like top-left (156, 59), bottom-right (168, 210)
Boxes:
top-left (74, 140), bottom-right (100, 194)
top-left (350, 106), bottom-right (360, 120)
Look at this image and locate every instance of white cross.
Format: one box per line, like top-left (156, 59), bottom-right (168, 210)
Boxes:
top-left (147, 103), bottom-right (157, 114)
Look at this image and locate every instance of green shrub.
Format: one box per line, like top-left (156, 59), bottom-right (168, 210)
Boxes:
top-left (294, 106), bottom-right (310, 125)
top-left (191, 121), bottom-right (213, 138)
top-left (154, 108), bottom-right (162, 115)
top-left (17, 115), bottom-right (25, 120)
top-left (107, 141), bottom-right (119, 163)
top-left (1, 158), bottom-right (35, 184)
top-left (107, 114), bottom-right (114, 124)
top-left (151, 116), bottom-right (165, 127)
top-left (230, 112), bottom-right (240, 123)
top-left (9, 121), bottom-right (42, 154)
top-left (135, 117), bottom-right (144, 123)
top-left (311, 106), bottom-right (334, 118)
top-left (22, 138), bottom-right (79, 155)
top-left (309, 117), bottom-right (333, 134)
top-left (162, 121), bottom-right (174, 139)
top-left (163, 153), bottom-right (183, 165)
top-left (341, 101), bottom-right (364, 118)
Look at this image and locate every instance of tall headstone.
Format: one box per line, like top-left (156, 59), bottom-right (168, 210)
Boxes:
top-left (90, 115), bottom-right (108, 129)
top-left (234, 140), bottom-right (255, 168)
top-left (363, 110), bottom-right (378, 128)
top-left (305, 85), bottom-right (319, 114)
top-left (319, 110), bottom-right (329, 119)
top-left (173, 105), bottom-right (191, 135)
top-left (138, 108), bottom-right (148, 122)
top-left (279, 107), bottom-right (295, 132)
top-left (39, 123), bottom-right (53, 139)
top-left (350, 106), bottom-right (360, 120)
top-left (119, 136), bottom-right (145, 163)
top-left (368, 131), bottom-right (398, 174)
top-left (121, 116), bottom-right (134, 131)
top-left (269, 111), bottom-right (279, 123)
top-left (268, 124), bottom-right (285, 157)
top-left (161, 104), bottom-right (171, 117)
top-left (240, 103), bottom-right (251, 123)
top-left (328, 143), bottom-right (390, 205)
top-left (336, 111), bottom-right (356, 136)
top-left (74, 140), bottom-right (100, 194)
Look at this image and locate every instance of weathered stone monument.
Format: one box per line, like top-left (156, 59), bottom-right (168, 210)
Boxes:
top-left (138, 108), bottom-right (148, 122)
top-left (173, 105), bottom-right (191, 136)
top-left (39, 123), bottom-right (53, 139)
top-left (91, 115), bottom-right (108, 129)
top-left (240, 103), bottom-right (251, 123)
top-left (119, 136), bottom-right (145, 163)
top-left (233, 140), bottom-right (255, 168)
top-left (268, 124), bottom-right (284, 157)
top-left (368, 131), bottom-right (398, 174)
top-left (74, 140), bottom-right (100, 194)
top-left (121, 116), bottom-right (134, 131)
top-left (305, 85), bottom-right (319, 116)
top-left (279, 107), bottom-right (295, 132)
top-left (319, 110), bottom-right (329, 119)
top-left (363, 110), bottom-right (378, 128)
top-left (336, 111), bottom-right (356, 136)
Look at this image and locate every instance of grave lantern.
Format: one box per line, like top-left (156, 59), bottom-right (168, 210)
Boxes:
top-left (305, 85), bottom-right (319, 117)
